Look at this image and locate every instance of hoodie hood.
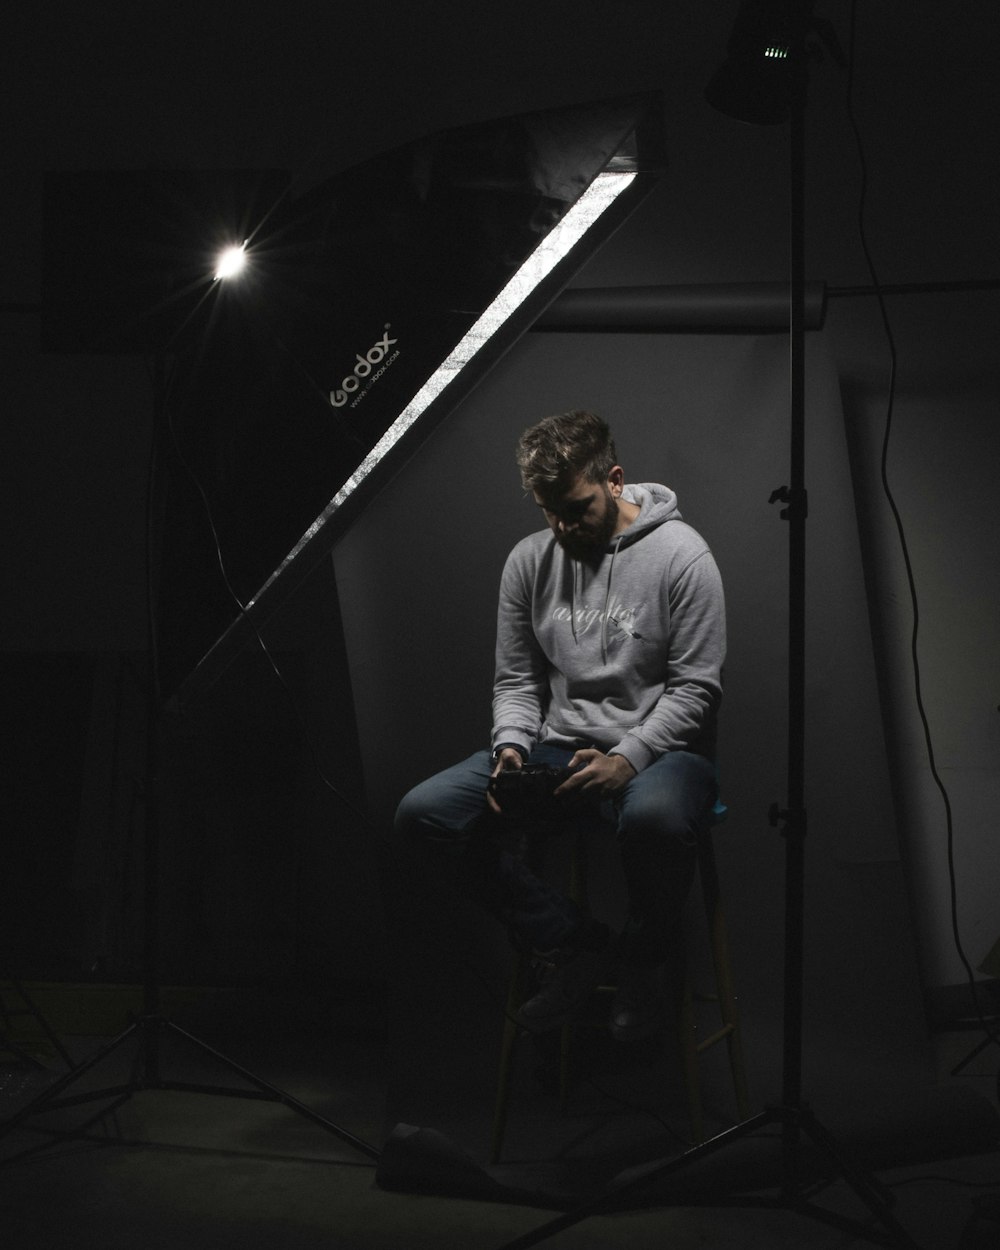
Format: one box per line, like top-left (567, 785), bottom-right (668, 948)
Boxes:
top-left (613, 482), bottom-right (682, 548)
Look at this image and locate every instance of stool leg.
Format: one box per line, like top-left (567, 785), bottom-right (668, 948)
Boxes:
top-left (558, 832), bottom-right (589, 1112)
top-left (558, 1021), bottom-right (574, 1112)
top-left (672, 945), bottom-right (705, 1145)
top-left (698, 834), bottom-right (751, 1121)
top-left (491, 954), bottom-right (526, 1163)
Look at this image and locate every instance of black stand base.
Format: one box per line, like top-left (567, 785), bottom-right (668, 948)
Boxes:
top-left (496, 1104), bottom-right (923, 1249)
top-left (0, 969), bottom-right (76, 1072)
top-left (0, 1012), bottom-right (380, 1168)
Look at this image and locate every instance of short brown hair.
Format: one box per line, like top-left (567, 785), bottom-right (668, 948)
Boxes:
top-left (515, 410), bottom-right (618, 493)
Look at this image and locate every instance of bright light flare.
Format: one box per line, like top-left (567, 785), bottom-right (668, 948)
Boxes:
top-left (214, 242), bottom-right (248, 280)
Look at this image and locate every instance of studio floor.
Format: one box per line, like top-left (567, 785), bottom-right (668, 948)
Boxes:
top-left (1, 978), bottom-right (999, 1249)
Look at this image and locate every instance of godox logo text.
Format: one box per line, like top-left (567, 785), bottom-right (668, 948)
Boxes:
top-left (330, 326), bottom-right (399, 408)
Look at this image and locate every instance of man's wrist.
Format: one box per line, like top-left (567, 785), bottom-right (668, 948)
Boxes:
top-left (608, 750), bottom-right (639, 777)
top-left (491, 743), bottom-right (527, 765)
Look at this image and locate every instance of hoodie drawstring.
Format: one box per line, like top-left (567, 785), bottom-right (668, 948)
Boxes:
top-left (570, 560), bottom-right (580, 647)
top-left (599, 534), bottom-right (624, 665)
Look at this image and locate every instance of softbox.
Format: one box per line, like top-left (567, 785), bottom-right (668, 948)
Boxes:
top-left (43, 94), bottom-right (665, 701)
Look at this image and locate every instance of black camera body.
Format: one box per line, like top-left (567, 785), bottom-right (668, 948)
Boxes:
top-left (488, 763), bottom-right (583, 821)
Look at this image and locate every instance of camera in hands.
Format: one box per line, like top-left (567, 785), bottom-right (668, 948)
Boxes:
top-left (488, 763), bottom-right (589, 820)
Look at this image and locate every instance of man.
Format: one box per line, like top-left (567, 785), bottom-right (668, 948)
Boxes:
top-left (394, 409), bottom-right (725, 1040)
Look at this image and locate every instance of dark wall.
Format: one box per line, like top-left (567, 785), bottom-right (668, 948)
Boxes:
top-left (2, 5), bottom-right (998, 1008)
top-left (334, 327), bottom-right (918, 1039)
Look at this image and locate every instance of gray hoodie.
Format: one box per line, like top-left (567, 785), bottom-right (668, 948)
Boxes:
top-left (491, 482), bottom-right (725, 773)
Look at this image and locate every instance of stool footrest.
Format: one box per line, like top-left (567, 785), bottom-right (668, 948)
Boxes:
top-left (695, 1022), bottom-right (736, 1053)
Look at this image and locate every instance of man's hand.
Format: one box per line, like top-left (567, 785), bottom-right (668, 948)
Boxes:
top-left (556, 748), bottom-right (636, 799)
top-left (487, 747), bottom-right (524, 814)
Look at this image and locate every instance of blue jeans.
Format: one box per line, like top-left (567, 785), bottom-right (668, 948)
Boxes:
top-left (392, 745), bottom-right (717, 966)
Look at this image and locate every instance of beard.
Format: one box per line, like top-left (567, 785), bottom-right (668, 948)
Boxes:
top-left (556, 491), bottom-right (619, 562)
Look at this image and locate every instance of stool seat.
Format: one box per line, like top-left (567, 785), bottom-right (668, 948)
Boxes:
top-left (490, 806), bottom-right (749, 1162)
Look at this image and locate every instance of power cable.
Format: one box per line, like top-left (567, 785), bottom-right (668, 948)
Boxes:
top-left (154, 347), bottom-right (371, 830)
top-left (844, 0), bottom-right (1000, 1062)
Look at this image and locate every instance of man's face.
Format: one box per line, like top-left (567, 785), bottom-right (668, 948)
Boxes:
top-left (534, 471), bottom-right (620, 562)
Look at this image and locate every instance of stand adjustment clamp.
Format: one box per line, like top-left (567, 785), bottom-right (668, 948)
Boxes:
top-left (768, 485), bottom-right (808, 522)
top-left (769, 803), bottom-right (808, 838)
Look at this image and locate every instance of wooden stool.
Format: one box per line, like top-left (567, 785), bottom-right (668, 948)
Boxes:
top-left (490, 804), bottom-right (750, 1162)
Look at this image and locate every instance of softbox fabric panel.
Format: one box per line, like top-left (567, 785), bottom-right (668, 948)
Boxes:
top-left (147, 94), bottom-right (663, 701)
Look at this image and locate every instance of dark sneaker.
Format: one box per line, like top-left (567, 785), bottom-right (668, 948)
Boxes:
top-left (609, 963), bottom-right (668, 1042)
top-left (515, 943), bottom-right (614, 1034)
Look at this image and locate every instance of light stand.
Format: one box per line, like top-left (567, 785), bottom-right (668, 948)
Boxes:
top-left (9, 109), bottom-right (662, 1169)
top-left (0, 340), bottom-right (380, 1170)
top-left (493, 12), bottom-right (923, 1250)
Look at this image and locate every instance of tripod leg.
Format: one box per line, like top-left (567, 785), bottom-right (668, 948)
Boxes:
top-left (949, 1032), bottom-right (995, 1077)
top-left (0, 1021), bottom-right (141, 1141)
top-left (0, 973), bottom-right (76, 1071)
top-left (157, 1021), bottom-right (380, 1161)
top-left (797, 1110), bottom-right (923, 1249)
top-left (1, 1014), bottom-right (380, 1165)
top-left (0, 1093), bottom-right (133, 1167)
top-left (0, 1032), bottom-right (47, 1070)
